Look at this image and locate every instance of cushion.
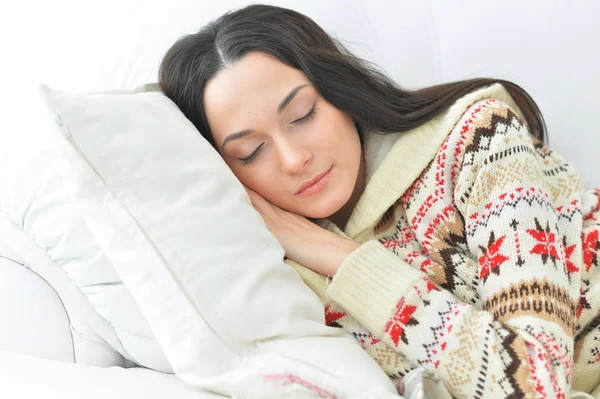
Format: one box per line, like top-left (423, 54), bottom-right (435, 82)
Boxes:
top-left (38, 82), bottom-right (400, 397)
top-left (0, 148), bottom-right (147, 369)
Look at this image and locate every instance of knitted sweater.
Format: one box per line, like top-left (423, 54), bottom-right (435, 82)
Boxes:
top-left (286, 83), bottom-right (600, 398)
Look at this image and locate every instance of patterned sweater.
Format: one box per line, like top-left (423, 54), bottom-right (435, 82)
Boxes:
top-left (286, 83), bottom-right (600, 398)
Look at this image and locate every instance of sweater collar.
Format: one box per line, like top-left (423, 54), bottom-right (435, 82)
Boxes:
top-left (341, 83), bottom-right (523, 239)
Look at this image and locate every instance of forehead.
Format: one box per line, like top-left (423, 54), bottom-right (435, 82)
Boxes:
top-left (203, 52), bottom-right (310, 137)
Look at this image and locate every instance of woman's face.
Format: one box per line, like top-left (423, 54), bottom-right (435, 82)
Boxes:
top-left (203, 51), bottom-right (362, 219)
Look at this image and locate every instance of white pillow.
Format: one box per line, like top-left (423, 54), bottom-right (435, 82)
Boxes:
top-left (38, 82), bottom-right (399, 398)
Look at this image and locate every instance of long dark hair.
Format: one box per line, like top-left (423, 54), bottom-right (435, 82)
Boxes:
top-left (158, 4), bottom-right (547, 148)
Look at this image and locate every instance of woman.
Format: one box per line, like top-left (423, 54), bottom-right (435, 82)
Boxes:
top-left (158, 4), bottom-right (600, 398)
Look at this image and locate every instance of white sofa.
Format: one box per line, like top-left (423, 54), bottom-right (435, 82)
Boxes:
top-left (1, 1), bottom-right (598, 397)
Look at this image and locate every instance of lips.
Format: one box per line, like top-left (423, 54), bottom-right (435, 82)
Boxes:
top-left (294, 166), bottom-right (333, 195)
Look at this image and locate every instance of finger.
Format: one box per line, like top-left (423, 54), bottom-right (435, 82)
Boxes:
top-left (245, 187), bottom-right (266, 205)
top-left (244, 186), bottom-right (255, 197)
top-left (246, 190), bottom-right (263, 209)
top-left (245, 189), bottom-right (272, 220)
top-left (245, 188), bottom-right (256, 200)
top-left (243, 186), bottom-right (260, 204)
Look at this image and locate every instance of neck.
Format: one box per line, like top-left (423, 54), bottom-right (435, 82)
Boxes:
top-left (328, 150), bottom-right (366, 231)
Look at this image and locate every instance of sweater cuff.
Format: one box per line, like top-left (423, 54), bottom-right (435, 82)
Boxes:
top-left (326, 240), bottom-right (424, 335)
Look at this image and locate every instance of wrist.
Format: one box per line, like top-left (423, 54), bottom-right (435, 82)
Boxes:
top-left (320, 233), bottom-right (360, 277)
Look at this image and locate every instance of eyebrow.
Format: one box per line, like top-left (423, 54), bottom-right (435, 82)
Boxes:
top-left (220, 84), bottom-right (310, 151)
top-left (277, 84), bottom-right (309, 113)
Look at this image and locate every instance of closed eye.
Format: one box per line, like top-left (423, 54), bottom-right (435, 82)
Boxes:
top-left (237, 103), bottom-right (317, 166)
top-left (292, 103), bottom-right (318, 124)
top-left (239, 142), bottom-right (265, 166)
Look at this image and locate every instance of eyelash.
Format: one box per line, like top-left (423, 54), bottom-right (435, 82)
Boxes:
top-left (240, 142), bottom-right (264, 166)
top-left (293, 104), bottom-right (318, 124)
top-left (238, 104), bottom-right (318, 166)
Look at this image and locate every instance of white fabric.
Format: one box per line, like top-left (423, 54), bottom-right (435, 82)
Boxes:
top-left (38, 82), bottom-right (399, 398)
top-left (0, 148), bottom-right (153, 369)
top-left (0, 350), bottom-right (223, 399)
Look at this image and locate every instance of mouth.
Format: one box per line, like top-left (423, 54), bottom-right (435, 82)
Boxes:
top-left (294, 166), bottom-right (333, 196)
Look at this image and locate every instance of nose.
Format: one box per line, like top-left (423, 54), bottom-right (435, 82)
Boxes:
top-left (277, 136), bottom-right (312, 175)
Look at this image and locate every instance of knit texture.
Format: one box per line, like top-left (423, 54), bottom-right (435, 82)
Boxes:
top-left (286, 83), bottom-right (600, 398)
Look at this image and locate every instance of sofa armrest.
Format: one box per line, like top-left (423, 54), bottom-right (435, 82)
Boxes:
top-left (0, 256), bottom-right (74, 362)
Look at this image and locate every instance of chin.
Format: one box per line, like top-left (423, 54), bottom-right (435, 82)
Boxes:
top-left (300, 193), bottom-right (349, 220)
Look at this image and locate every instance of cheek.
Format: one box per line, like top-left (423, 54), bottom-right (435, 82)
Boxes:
top-left (232, 163), bottom-right (281, 198)
top-left (231, 166), bottom-right (262, 187)
top-left (325, 114), bottom-right (361, 160)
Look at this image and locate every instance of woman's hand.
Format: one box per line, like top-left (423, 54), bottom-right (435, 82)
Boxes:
top-left (245, 187), bottom-right (360, 277)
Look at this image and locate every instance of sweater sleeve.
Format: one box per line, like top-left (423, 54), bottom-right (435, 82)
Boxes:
top-left (327, 99), bottom-right (581, 399)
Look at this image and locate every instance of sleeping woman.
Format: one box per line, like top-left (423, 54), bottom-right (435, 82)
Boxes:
top-left (158, 4), bottom-right (600, 398)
